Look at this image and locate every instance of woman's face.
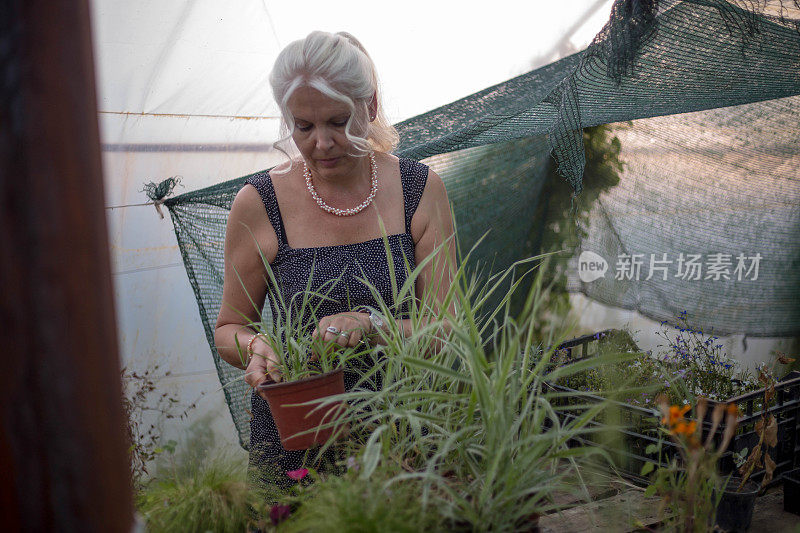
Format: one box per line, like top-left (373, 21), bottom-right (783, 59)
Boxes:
top-left (287, 86), bottom-right (366, 181)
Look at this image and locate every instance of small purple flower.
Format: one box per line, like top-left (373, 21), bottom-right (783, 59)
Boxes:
top-left (270, 504), bottom-right (291, 525)
top-left (287, 468), bottom-right (309, 481)
top-left (346, 456), bottom-right (359, 471)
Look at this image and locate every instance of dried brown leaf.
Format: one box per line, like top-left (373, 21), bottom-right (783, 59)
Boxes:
top-left (764, 415), bottom-right (778, 448)
top-left (739, 443), bottom-right (762, 477)
top-left (777, 352), bottom-right (796, 365)
top-left (761, 453), bottom-right (777, 488)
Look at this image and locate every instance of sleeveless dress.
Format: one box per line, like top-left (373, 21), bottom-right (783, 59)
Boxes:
top-left (243, 157), bottom-right (429, 487)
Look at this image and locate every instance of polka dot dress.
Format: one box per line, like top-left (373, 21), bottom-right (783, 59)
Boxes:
top-left (244, 158), bottom-right (429, 489)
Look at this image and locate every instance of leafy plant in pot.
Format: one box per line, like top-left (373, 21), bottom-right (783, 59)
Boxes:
top-left (252, 324), bottom-right (373, 450)
top-left (642, 396), bottom-right (739, 532)
top-left (717, 363), bottom-right (787, 532)
top-left (241, 266), bottom-right (373, 451)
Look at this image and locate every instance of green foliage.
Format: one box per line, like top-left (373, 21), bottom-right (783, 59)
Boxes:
top-left (300, 241), bottom-right (623, 532)
top-left (524, 124), bottom-right (626, 342)
top-left (137, 455), bottom-right (263, 533)
top-left (279, 464), bottom-right (443, 533)
top-left (556, 316), bottom-right (759, 408)
top-left (237, 240), bottom-right (375, 382)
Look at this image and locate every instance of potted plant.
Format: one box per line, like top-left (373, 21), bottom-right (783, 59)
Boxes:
top-left (642, 396), bottom-right (739, 532)
top-left (249, 320), bottom-right (371, 450)
top-left (242, 267), bottom-right (373, 451)
top-left (716, 360), bottom-right (792, 531)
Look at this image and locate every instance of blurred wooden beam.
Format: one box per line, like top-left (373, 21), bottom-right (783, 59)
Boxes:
top-left (0, 0), bottom-right (132, 531)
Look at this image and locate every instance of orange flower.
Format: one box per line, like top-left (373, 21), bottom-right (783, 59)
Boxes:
top-left (673, 420), bottom-right (697, 437)
top-left (662, 404), bottom-right (691, 427)
top-left (662, 404), bottom-right (700, 448)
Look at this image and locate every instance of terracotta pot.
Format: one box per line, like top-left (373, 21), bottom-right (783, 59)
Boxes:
top-left (259, 369), bottom-right (346, 451)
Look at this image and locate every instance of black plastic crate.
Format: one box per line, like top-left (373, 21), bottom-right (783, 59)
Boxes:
top-left (785, 468), bottom-right (800, 515)
top-left (547, 331), bottom-right (800, 486)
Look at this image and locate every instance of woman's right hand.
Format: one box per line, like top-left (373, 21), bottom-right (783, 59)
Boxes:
top-left (244, 337), bottom-right (282, 400)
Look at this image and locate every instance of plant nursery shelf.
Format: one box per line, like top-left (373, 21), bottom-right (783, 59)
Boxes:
top-left (550, 330), bottom-right (800, 486)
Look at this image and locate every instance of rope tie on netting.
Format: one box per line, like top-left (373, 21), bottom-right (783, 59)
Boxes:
top-left (141, 177), bottom-right (182, 219)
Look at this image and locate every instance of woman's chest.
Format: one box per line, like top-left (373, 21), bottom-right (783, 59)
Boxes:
top-left (273, 236), bottom-right (416, 310)
top-left (275, 172), bottom-right (406, 249)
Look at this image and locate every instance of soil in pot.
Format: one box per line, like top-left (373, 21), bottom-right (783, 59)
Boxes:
top-left (258, 368), bottom-right (346, 451)
top-left (715, 477), bottom-right (759, 533)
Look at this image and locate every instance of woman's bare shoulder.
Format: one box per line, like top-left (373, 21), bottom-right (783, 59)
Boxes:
top-left (228, 177), bottom-right (279, 263)
top-left (230, 180), bottom-right (266, 221)
top-left (231, 159), bottom-right (298, 217)
top-left (418, 167), bottom-right (448, 212)
top-left (410, 166), bottom-right (451, 243)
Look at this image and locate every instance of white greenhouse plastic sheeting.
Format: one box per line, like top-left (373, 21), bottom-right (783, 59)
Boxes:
top-left (90, 0), bottom-right (790, 459)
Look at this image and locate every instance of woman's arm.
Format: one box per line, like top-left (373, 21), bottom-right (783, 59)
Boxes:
top-left (214, 185), bottom-right (282, 385)
top-left (409, 167), bottom-right (456, 319)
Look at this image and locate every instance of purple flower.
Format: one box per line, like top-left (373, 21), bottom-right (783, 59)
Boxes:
top-left (287, 468), bottom-right (309, 481)
top-left (270, 504), bottom-right (291, 525)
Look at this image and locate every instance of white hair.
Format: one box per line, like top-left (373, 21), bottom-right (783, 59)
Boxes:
top-left (269, 31), bottom-right (398, 167)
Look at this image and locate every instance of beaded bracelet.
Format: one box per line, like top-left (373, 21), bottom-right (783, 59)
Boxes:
top-left (245, 333), bottom-right (264, 366)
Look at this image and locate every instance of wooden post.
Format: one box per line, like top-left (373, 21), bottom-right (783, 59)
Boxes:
top-left (0, 0), bottom-right (133, 531)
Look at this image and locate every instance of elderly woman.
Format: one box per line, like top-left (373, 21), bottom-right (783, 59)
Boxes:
top-left (214, 31), bottom-right (454, 484)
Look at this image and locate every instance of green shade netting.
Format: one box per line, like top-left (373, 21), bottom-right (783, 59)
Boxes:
top-left (163, 0), bottom-right (800, 447)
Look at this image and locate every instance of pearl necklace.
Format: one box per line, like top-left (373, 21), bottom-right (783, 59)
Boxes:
top-left (304, 152), bottom-right (378, 217)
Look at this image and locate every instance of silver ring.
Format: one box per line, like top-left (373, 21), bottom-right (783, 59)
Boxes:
top-left (338, 331), bottom-right (349, 338)
top-left (326, 326), bottom-right (340, 335)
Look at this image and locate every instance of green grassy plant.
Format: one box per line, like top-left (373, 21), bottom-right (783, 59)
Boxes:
top-left (232, 236), bottom-right (374, 382)
top-left (232, 227), bottom-right (631, 530)
top-left (307, 238), bottom-right (630, 531)
top-left (279, 463), bottom-right (443, 533)
top-left (137, 454), bottom-right (264, 533)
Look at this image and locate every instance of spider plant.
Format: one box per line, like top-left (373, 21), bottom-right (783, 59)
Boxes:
top-left (316, 235), bottom-right (632, 531)
top-left (231, 235), bottom-right (374, 383)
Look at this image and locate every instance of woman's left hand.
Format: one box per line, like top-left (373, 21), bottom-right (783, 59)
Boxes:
top-left (312, 311), bottom-right (371, 348)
